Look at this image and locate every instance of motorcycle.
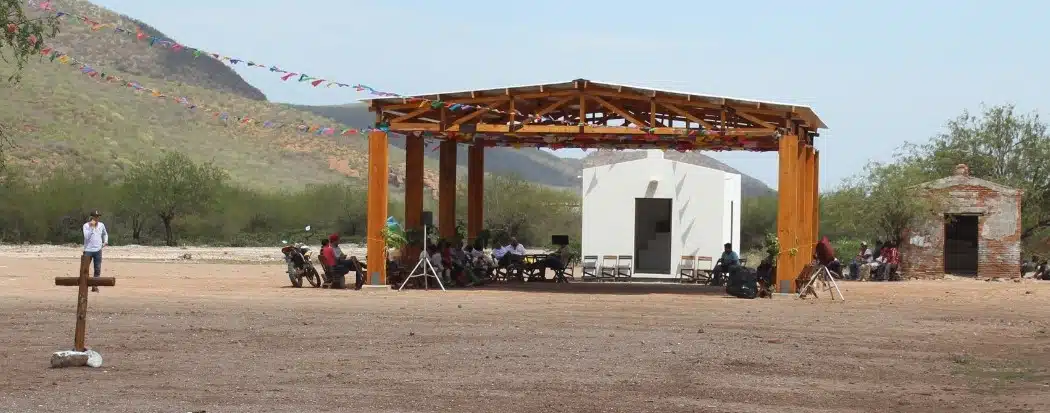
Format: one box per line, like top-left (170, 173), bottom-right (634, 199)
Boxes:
top-left (280, 226), bottom-right (322, 288)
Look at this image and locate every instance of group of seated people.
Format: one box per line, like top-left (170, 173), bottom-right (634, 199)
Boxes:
top-left (414, 237), bottom-right (572, 287)
top-left (1021, 256), bottom-right (1050, 280)
top-left (846, 241), bottom-right (901, 281)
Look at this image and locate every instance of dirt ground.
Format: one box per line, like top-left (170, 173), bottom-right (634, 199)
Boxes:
top-left (1, 253), bottom-right (1049, 413)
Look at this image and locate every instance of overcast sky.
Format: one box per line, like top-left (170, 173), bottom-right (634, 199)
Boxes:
top-left (88, 0), bottom-right (1050, 190)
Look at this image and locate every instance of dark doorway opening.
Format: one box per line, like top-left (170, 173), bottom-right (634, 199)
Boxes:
top-left (634, 198), bottom-right (672, 274)
top-left (944, 214), bottom-right (979, 276)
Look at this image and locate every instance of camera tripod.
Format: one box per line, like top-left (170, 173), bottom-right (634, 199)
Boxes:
top-left (397, 225), bottom-right (445, 291)
top-left (798, 264), bottom-right (844, 301)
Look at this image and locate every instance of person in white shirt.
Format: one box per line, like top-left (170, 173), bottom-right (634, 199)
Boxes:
top-left (82, 210), bottom-right (109, 292)
top-left (508, 238), bottom-right (527, 257)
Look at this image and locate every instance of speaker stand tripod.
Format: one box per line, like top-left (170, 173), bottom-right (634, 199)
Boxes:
top-left (397, 225), bottom-right (445, 291)
top-left (798, 264), bottom-right (844, 301)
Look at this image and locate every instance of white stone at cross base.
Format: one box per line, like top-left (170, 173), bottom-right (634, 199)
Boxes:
top-left (50, 350), bottom-right (103, 368)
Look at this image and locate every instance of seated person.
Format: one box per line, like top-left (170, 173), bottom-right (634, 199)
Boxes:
top-left (540, 244), bottom-right (572, 283)
top-left (713, 243), bottom-right (740, 285)
top-left (756, 255), bottom-right (775, 297)
top-left (498, 238), bottom-right (526, 265)
top-left (814, 236), bottom-right (841, 276)
top-left (469, 241), bottom-right (495, 278)
top-left (1022, 255), bottom-right (1039, 277)
top-left (500, 238), bottom-right (528, 278)
top-left (848, 242), bottom-right (873, 280)
top-left (325, 234), bottom-right (366, 290)
top-left (318, 238), bottom-right (333, 285)
top-left (493, 242), bottom-right (510, 267)
top-left (1029, 259), bottom-right (1045, 277)
top-left (875, 242), bottom-right (900, 281)
top-left (428, 245), bottom-right (449, 285)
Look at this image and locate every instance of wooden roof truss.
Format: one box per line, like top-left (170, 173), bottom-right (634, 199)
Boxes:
top-left (368, 80), bottom-right (823, 152)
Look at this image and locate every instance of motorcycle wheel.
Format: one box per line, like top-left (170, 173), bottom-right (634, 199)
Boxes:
top-left (305, 266), bottom-right (322, 288)
top-left (288, 271), bottom-right (303, 288)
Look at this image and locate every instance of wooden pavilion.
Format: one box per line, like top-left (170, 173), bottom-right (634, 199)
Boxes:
top-left (364, 79), bottom-right (826, 293)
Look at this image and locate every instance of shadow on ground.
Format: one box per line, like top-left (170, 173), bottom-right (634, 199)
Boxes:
top-left (424, 281), bottom-right (731, 296)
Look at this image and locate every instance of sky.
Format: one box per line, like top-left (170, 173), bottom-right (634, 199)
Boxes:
top-left (87, 0), bottom-right (1050, 190)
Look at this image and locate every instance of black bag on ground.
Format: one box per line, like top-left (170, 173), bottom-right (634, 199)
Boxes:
top-left (725, 266), bottom-right (758, 299)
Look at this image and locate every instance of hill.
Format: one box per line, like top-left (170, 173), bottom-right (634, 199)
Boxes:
top-left (293, 103), bottom-right (583, 187)
top-left (28, 0), bottom-right (266, 101)
top-left (0, 55), bottom-right (451, 191)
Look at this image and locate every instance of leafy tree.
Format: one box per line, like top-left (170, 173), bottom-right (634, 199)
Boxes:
top-left (1, 0), bottom-right (60, 171)
top-left (830, 161), bottom-right (938, 245)
top-left (1, 0), bottom-right (59, 81)
top-left (123, 152), bottom-right (228, 246)
top-left (740, 195), bottom-right (777, 251)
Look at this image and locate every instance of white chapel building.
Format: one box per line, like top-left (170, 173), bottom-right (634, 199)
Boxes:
top-left (581, 149), bottom-right (742, 278)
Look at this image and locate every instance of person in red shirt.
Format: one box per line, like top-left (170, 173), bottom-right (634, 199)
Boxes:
top-left (876, 241), bottom-right (900, 281)
top-left (320, 238), bottom-right (336, 268)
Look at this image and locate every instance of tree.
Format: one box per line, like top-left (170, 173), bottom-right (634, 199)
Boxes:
top-left (898, 104), bottom-right (1050, 241)
top-left (829, 161), bottom-right (939, 245)
top-left (1, 0), bottom-right (60, 171)
top-left (1, 0), bottom-right (58, 80)
top-left (123, 152), bottom-right (228, 246)
top-left (472, 173), bottom-right (579, 247)
top-left (740, 195), bottom-right (777, 251)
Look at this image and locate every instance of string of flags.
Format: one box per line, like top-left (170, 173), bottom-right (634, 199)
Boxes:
top-left (35, 42), bottom-right (767, 152)
top-left (35, 44), bottom-right (394, 138)
top-left (27, 0), bottom-right (602, 128)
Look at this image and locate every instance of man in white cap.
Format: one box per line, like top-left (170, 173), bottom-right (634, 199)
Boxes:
top-left (83, 210), bottom-right (109, 292)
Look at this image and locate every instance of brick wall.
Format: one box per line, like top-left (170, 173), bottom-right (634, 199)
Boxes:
top-left (901, 180), bottom-right (1022, 279)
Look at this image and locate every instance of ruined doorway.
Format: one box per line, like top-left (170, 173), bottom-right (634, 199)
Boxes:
top-left (944, 214), bottom-right (979, 276)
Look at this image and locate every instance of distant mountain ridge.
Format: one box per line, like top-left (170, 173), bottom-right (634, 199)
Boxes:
top-left (15, 0), bottom-right (774, 199)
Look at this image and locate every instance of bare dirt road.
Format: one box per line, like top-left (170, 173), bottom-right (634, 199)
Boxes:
top-left (1, 255), bottom-right (1049, 412)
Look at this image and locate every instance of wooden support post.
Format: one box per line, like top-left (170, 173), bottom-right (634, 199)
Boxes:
top-left (366, 130), bottom-right (389, 285)
top-left (403, 134), bottom-right (425, 261)
top-left (438, 140), bottom-right (457, 239)
top-left (799, 145), bottom-right (814, 261)
top-left (813, 150), bottom-right (821, 243)
top-left (54, 255), bottom-right (116, 352)
top-left (775, 134), bottom-right (800, 293)
top-left (467, 144), bottom-right (485, 244)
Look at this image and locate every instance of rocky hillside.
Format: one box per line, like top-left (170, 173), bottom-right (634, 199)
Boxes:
top-left (28, 0), bottom-right (266, 101)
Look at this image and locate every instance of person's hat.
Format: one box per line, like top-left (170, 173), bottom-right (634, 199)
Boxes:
top-left (89, 210), bottom-right (102, 217)
top-left (328, 233), bottom-right (340, 243)
top-left (861, 241), bottom-right (868, 246)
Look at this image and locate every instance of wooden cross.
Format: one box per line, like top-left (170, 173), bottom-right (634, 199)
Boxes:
top-left (54, 255), bottom-right (115, 352)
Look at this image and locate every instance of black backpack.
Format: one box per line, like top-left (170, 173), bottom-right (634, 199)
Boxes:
top-left (725, 267), bottom-right (758, 299)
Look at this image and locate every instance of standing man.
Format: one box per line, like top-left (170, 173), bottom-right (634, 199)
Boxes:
top-left (83, 210), bottom-right (109, 292)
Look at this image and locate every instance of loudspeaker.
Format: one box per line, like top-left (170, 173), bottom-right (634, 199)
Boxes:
top-left (551, 235), bottom-right (569, 246)
top-left (421, 211), bottom-right (433, 227)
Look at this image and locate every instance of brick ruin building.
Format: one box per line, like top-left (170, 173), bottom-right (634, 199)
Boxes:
top-left (900, 164), bottom-right (1022, 279)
